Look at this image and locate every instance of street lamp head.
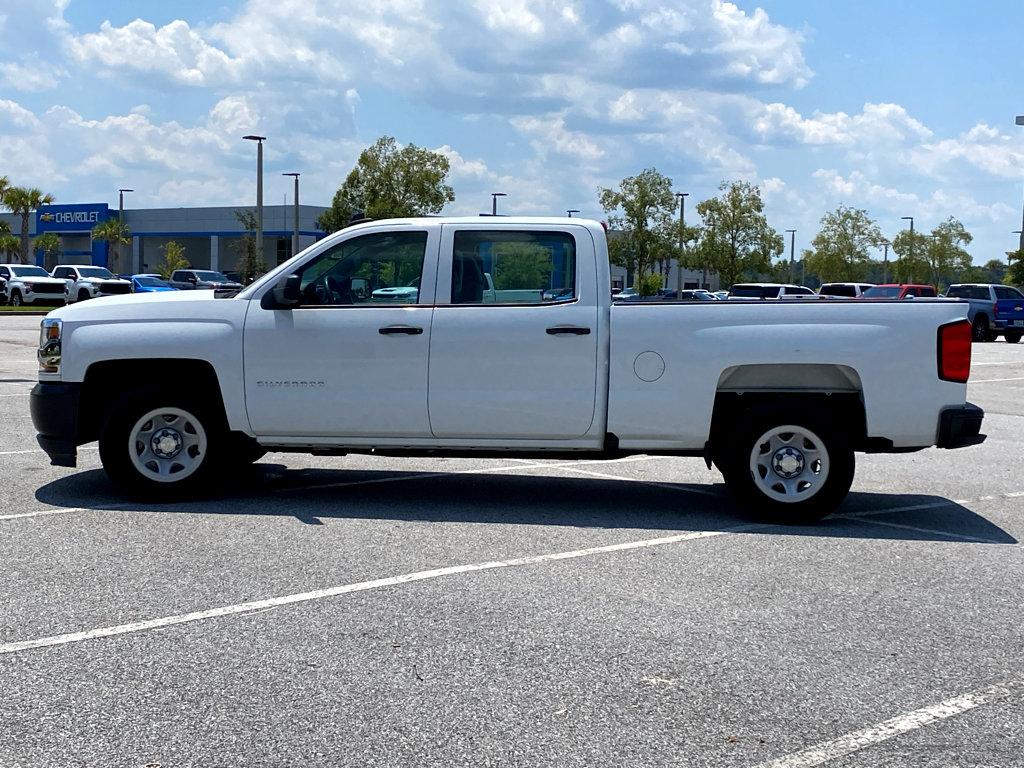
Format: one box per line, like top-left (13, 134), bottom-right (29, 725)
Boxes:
top-left (118, 188), bottom-right (134, 193)
top-left (491, 192), bottom-right (507, 198)
top-left (675, 192), bottom-right (689, 198)
top-left (242, 134), bottom-right (266, 142)
top-left (282, 172), bottom-right (300, 178)
top-left (785, 228), bottom-right (796, 234)
top-left (901, 216), bottom-right (914, 221)
top-left (566, 209), bottom-right (580, 217)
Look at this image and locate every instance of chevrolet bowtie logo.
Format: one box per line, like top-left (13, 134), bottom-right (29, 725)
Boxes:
top-left (39, 213), bottom-right (54, 222)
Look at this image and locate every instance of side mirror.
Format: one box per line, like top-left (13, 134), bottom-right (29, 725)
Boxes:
top-left (904, 294), bottom-right (915, 300)
top-left (270, 274), bottom-right (301, 308)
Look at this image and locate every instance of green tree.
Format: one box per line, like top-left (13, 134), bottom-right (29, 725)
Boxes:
top-left (983, 258), bottom-right (1007, 284)
top-left (91, 218), bottom-right (131, 274)
top-left (156, 240), bottom-right (190, 280)
top-left (599, 167), bottom-right (677, 290)
top-left (2, 186), bottom-right (55, 263)
top-left (318, 136), bottom-right (455, 232)
top-left (695, 180), bottom-right (780, 288)
top-left (491, 242), bottom-right (551, 290)
top-left (891, 229), bottom-right (931, 283)
top-left (34, 232), bottom-right (61, 270)
top-left (804, 205), bottom-right (883, 282)
top-left (234, 209), bottom-right (266, 284)
top-left (1005, 251), bottom-right (1024, 287)
top-left (926, 216), bottom-right (973, 286)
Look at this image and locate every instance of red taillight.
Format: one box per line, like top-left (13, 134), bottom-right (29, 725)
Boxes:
top-left (993, 302), bottom-right (999, 318)
top-left (938, 319), bottom-right (972, 383)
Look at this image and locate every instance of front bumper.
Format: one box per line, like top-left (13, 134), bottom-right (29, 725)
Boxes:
top-left (30, 382), bottom-right (81, 467)
top-left (936, 402), bottom-right (985, 449)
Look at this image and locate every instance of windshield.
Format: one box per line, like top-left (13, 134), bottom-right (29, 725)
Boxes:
top-left (863, 286), bottom-right (901, 298)
top-left (135, 276), bottom-right (170, 287)
top-left (78, 267), bottom-right (115, 279)
top-left (819, 284), bottom-right (856, 297)
top-left (194, 271), bottom-right (231, 282)
top-left (10, 266), bottom-right (50, 278)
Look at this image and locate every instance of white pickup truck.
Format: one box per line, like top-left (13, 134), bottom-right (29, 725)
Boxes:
top-left (31, 217), bottom-right (984, 522)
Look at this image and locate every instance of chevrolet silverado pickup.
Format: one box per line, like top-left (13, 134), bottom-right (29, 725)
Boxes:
top-left (30, 217), bottom-right (984, 522)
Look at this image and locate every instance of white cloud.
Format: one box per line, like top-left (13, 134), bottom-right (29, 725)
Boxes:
top-left (754, 102), bottom-right (932, 146)
top-left (510, 114), bottom-right (605, 161)
top-left (912, 123), bottom-right (1024, 180)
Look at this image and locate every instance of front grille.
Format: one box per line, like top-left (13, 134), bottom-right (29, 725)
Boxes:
top-left (99, 281), bottom-right (131, 295)
top-left (31, 281), bottom-right (66, 294)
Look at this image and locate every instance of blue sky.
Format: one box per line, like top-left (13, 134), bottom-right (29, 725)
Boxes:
top-left (2, 0), bottom-right (1022, 264)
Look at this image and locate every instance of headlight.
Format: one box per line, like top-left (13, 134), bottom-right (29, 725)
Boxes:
top-left (38, 318), bottom-right (62, 374)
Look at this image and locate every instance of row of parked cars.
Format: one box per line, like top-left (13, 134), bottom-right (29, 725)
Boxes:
top-left (0, 264), bottom-right (244, 306)
top-left (612, 281), bottom-right (1024, 343)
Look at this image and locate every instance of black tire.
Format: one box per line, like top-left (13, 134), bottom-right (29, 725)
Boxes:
top-left (1005, 331), bottom-right (1021, 344)
top-left (77, 289), bottom-right (91, 302)
top-left (720, 406), bottom-right (855, 524)
top-left (10, 290), bottom-right (23, 307)
top-left (972, 315), bottom-right (996, 343)
top-left (99, 387), bottom-right (227, 499)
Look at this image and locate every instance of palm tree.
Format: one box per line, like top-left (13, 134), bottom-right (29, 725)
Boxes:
top-left (0, 233), bottom-right (20, 261)
top-left (2, 186), bottom-right (55, 264)
top-left (91, 218), bottom-right (131, 273)
top-left (34, 232), bottom-right (62, 270)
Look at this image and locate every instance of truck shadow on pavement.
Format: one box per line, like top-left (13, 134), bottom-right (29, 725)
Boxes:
top-left (33, 464), bottom-right (1018, 545)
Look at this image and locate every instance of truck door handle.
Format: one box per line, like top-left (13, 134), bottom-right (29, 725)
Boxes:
top-left (546, 326), bottom-right (591, 335)
top-left (378, 325), bottom-right (423, 335)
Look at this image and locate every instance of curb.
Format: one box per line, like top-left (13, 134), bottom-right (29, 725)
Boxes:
top-left (0, 311), bottom-right (50, 316)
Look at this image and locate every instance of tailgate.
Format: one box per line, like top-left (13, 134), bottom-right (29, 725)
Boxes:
top-left (997, 299), bottom-right (1024, 327)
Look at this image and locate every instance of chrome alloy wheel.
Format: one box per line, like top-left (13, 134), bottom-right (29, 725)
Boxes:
top-left (749, 424), bottom-right (830, 503)
top-left (128, 407), bottom-right (208, 483)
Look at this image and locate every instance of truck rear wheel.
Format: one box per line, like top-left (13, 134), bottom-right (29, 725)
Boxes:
top-left (1005, 331), bottom-right (1021, 344)
top-left (99, 388), bottom-right (225, 498)
top-left (972, 315), bottom-right (996, 343)
top-left (721, 408), bottom-right (855, 524)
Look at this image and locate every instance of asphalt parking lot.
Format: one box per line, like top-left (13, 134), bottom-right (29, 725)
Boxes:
top-left (1, 314), bottom-right (1022, 767)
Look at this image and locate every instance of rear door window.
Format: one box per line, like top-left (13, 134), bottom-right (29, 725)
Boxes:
top-left (918, 286), bottom-right (936, 297)
top-left (995, 286), bottom-right (1024, 300)
top-left (449, 230), bottom-right (576, 305)
top-left (820, 284), bottom-right (856, 297)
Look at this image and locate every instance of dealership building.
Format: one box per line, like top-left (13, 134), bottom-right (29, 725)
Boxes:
top-left (0, 201), bottom-right (714, 289)
top-left (0, 202), bottom-right (329, 274)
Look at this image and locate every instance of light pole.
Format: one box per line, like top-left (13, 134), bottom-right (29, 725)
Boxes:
top-left (243, 135), bottom-right (266, 267)
top-left (675, 192), bottom-right (689, 294)
top-left (878, 240), bottom-right (890, 283)
top-left (491, 192), bottom-right (507, 216)
top-left (282, 172), bottom-right (300, 259)
top-left (785, 229), bottom-right (796, 284)
top-left (566, 209), bottom-right (580, 217)
top-left (1016, 116), bottom-right (1024, 254)
top-left (902, 216), bottom-right (914, 270)
top-left (118, 188), bottom-right (133, 224)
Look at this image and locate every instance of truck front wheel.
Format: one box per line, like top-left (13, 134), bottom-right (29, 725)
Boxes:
top-left (721, 409), bottom-right (854, 524)
top-left (99, 388), bottom-right (225, 498)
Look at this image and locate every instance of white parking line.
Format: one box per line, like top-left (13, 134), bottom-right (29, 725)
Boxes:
top-left (970, 376), bottom-right (1024, 383)
top-left (765, 679), bottom-right (1024, 767)
top-left (0, 506), bottom-right (88, 521)
top-left (0, 523), bottom-right (768, 655)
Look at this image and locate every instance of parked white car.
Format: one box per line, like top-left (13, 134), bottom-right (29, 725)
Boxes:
top-left (53, 265), bottom-right (132, 303)
top-left (0, 264), bottom-right (67, 306)
top-left (728, 283), bottom-right (820, 300)
top-left (31, 217), bottom-right (983, 523)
